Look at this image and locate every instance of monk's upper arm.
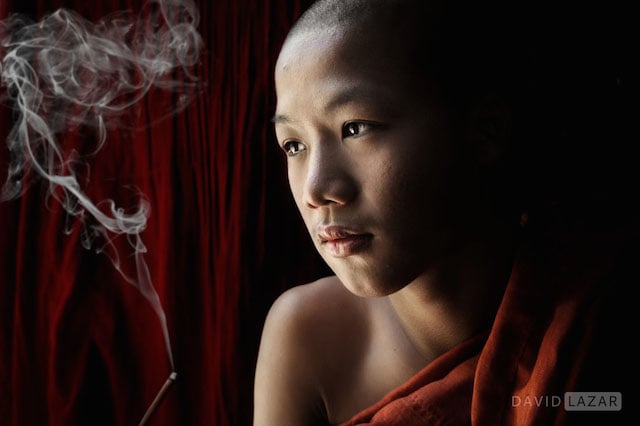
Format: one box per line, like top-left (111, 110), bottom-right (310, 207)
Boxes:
top-left (253, 287), bottom-right (326, 426)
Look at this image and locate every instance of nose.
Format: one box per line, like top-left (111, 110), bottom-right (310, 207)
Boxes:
top-left (303, 143), bottom-right (357, 209)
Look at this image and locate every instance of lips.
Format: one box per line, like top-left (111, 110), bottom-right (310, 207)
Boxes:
top-left (317, 225), bottom-right (373, 258)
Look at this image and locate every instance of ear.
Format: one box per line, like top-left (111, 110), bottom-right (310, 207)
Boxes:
top-left (467, 95), bottom-right (512, 167)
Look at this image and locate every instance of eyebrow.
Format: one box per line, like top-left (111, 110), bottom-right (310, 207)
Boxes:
top-left (323, 86), bottom-right (382, 114)
top-left (271, 86), bottom-right (389, 125)
top-left (271, 114), bottom-right (293, 125)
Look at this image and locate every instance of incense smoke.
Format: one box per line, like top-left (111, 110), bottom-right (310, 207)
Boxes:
top-left (0, 0), bottom-right (203, 369)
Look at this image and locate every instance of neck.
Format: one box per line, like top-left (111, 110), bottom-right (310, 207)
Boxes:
top-left (387, 218), bottom-right (518, 361)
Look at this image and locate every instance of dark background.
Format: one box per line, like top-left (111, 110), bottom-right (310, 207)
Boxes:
top-left (0, 0), bottom-right (634, 425)
top-left (0, 0), bottom-right (327, 425)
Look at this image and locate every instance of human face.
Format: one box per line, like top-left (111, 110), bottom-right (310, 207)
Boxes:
top-left (274, 29), bottom-right (481, 297)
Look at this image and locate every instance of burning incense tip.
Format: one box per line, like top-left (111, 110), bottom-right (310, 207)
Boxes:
top-left (138, 372), bottom-right (178, 426)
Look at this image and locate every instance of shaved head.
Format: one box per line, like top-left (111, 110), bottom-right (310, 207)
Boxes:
top-left (277, 0), bottom-right (542, 219)
top-left (285, 0), bottom-right (525, 111)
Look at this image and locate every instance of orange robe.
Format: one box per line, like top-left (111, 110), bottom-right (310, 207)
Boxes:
top-left (341, 219), bottom-right (632, 425)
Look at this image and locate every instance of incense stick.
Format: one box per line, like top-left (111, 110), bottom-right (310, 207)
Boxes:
top-left (138, 372), bottom-right (177, 426)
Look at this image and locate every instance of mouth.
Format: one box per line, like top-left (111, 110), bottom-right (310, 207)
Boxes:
top-left (317, 225), bottom-right (373, 258)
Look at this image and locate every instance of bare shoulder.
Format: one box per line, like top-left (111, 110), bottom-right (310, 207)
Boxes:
top-left (254, 276), bottom-right (370, 426)
top-left (272, 276), bottom-right (369, 330)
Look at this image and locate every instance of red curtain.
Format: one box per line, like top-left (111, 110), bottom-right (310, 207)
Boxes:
top-left (0, 0), bottom-right (327, 425)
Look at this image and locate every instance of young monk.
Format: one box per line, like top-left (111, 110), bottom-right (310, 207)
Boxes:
top-left (255, 0), bottom-right (631, 424)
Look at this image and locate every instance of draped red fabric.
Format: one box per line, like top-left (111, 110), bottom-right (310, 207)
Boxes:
top-left (0, 0), bottom-right (325, 424)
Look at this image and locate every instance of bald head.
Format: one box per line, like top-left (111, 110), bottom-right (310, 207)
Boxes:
top-left (287, 0), bottom-right (429, 39)
top-left (284, 0), bottom-right (524, 111)
top-left (276, 0), bottom-right (537, 219)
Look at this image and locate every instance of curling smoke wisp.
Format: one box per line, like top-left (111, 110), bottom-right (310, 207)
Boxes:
top-left (0, 0), bottom-right (203, 369)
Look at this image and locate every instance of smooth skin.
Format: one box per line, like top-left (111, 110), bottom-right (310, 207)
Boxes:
top-left (254, 26), bottom-right (517, 426)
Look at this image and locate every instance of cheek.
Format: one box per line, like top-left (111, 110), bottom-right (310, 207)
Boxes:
top-left (368, 142), bottom-right (454, 240)
top-left (287, 164), bottom-right (307, 213)
top-left (366, 144), bottom-right (432, 206)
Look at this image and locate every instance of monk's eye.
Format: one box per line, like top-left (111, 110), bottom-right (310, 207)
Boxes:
top-left (341, 122), bottom-right (370, 138)
top-left (282, 140), bottom-right (306, 157)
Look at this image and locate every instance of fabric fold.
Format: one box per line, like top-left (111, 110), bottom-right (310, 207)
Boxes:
top-left (341, 219), bottom-right (631, 425)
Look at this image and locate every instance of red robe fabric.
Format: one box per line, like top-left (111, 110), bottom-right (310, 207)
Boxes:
top-left (342, 214), bottom-right (632, 425)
